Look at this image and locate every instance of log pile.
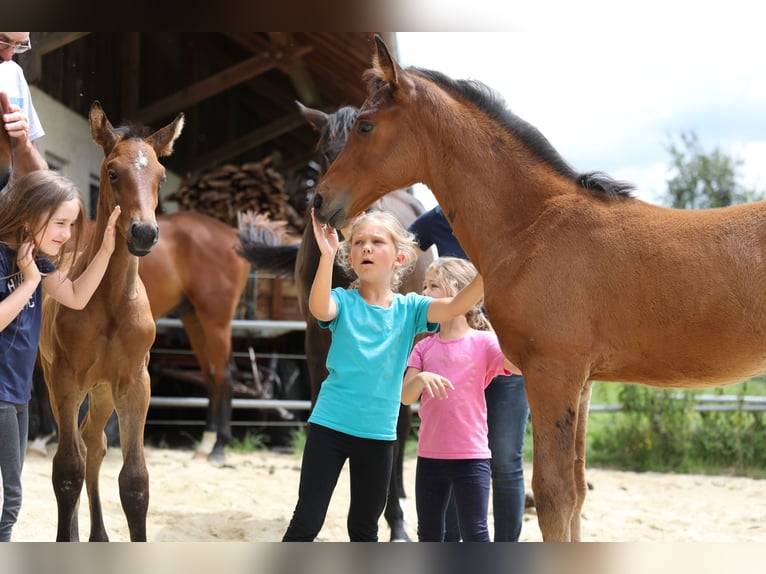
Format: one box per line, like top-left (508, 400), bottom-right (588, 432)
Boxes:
top-left (166, 157), bottom-right (306, 233)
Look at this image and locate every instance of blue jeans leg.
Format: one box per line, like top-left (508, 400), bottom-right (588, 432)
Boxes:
top-left (0, 401), bottom-right (28, 542)
top-left (485, 373), bottom-right (529, 542)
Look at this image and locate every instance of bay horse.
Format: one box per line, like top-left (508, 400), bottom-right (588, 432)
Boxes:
top-left (38, 101), bottom-right (184, 541)
top-left (312, 35), bottom-right (766, 542)
top-left (140, 210), bottom-right (252, 464)
top-left (237, 102), bottom-right (432, 541)
top-left (31, 211), bottom-right (252, 465)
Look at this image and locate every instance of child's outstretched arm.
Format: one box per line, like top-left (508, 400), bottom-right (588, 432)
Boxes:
top-left (43, 205), bottom-right (121, 309)
top-left (0, 241), bottom-right (42, 331)
top-left (425, 273), bottom-right (484, 324)
top-left (308, 209), bottom-right (339, 322)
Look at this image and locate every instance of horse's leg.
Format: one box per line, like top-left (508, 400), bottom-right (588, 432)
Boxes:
top-left (384, 403), bottom-right (411, 541)
top-left (181, 314), bottom-right (231, 464)
top-left (525, 363), bottom-right (587, 541)
top-left (48, 384), bottom-right (86, 542)
top-left (570, 381), bottom-right (593, 542)
top-left (304, 323), bottom-right (330, 404)
top-left (80, 384), bottom-right (114, 541)
top-left (113, 369), bottom-right (151, 542)
top-left (201, 320), bottom-right (235, 465)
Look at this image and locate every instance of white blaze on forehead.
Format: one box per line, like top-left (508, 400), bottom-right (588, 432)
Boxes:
top-left (134, 150), bottom-right (149, 169)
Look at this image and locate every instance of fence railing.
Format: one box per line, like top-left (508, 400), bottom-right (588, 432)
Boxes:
top-left (589, 394), bottom-right (766, 413)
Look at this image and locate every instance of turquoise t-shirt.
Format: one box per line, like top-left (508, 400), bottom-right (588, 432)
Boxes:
top-left (309, 288), bottom-right (437, 441)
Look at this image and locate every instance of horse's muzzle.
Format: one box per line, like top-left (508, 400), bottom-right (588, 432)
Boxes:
top-left (128, 221), bottom-right (159, 256)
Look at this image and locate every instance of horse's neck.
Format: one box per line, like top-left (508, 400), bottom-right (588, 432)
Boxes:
top-left (418, 116), bottom-right (563, 268)
top-left (87, 217), bottom-right (142, 301)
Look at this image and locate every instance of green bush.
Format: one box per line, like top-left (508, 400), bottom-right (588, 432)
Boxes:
top-left (586, 383), bottom-right (766, 477)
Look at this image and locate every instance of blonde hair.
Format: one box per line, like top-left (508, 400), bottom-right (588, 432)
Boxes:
top-left (336, 210), bottom-right (418, 291)
top-left (0, 170), bottom-right (85, 277)
top-left (427, 256), bottom-right (491, 331)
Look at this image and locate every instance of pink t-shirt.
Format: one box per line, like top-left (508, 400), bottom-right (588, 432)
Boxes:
top-left (407, 330), bottom-right (509, 459)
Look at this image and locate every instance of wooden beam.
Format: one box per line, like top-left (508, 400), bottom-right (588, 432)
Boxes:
top-left (192, 113), bottom-right (307, 173)
top-left (31, 32), bottom-right (91, 55)
top-left (267, 33), bottom-right (321, 107)
top-left (132, 45), bottom-right (312, 126)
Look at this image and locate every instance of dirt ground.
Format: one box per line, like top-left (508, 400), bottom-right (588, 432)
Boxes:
top-left (11, 444), bottom-right (766, 542)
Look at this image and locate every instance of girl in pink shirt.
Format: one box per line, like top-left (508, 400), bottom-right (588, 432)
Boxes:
top-left (402, 257), bottom-right (520, 542)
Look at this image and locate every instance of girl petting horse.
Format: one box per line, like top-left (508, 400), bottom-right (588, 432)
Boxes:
top-left (0, 170), bottom-right (119, 541)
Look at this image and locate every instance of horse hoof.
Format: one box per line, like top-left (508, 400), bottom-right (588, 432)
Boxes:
top-left (207, 451), bottom-right (226, 466)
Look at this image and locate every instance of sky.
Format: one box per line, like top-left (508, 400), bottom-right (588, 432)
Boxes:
top-left (392, 22), bottom-right (765, 208)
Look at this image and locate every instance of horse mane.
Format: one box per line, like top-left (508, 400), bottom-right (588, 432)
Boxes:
top-left (381, 66), bottom-right (636, 200)
top-left (316, 106), bottom-right (358, 167)
top-left (114, 123), bottom-right (153, 140)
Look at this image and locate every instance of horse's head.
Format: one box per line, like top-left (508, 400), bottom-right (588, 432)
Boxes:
top-left (297, 101), bottom-right (360, 176)
top-left (89, 101), bottom-right (184, 256)
top-left (313, 35), bottom-right (421, 229)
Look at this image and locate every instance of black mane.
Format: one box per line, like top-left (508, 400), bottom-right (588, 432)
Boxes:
top-left (410, 67), bottom-right (635, 199)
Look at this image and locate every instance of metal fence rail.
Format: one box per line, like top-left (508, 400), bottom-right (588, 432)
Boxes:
top-left (589, 394), bottom-right (766, 413)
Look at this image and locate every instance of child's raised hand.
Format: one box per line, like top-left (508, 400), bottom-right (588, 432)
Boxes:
top-left (100, 205), bottom-right (121, 255)
top-left (311, 208), bottom-right (339, 257)
top-left (16, 240), bottom-right (42, 285)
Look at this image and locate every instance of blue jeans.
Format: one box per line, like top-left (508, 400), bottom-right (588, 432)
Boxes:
top-left (415, 457), bottom-right (491, 542)
top-left (0, 401), bottom-right (28, 542)
top-left (282, 423), bottom-right (394, 542)
top-left (486, 373), bottom-right (529, 541)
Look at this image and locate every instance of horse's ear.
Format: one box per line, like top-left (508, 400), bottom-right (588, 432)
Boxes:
top-left (373, 34), bottom-right (399, 90)
top-left (89, 101), bottom-right (118, 153)
top-left (296, 101), bottom-right (328, 132)
top-left (147, 113), bottom-right (185, 158)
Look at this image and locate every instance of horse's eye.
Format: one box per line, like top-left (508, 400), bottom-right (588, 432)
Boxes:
top-left (107, 169), bottom-right (118, 183)
top-left (358, 121), bottom-right (374, 135)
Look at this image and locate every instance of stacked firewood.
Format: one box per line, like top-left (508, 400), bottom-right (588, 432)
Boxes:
top-left (167, 156), bottom-right (305, 233)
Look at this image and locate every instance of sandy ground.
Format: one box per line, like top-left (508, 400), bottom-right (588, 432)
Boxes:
top-left (11, 444), bottom-right (766, 543)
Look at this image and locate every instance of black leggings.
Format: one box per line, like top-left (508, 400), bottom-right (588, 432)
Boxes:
top-left (282, 424), bottom-right (395, 542)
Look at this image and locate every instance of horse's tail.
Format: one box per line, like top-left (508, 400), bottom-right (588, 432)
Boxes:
top-left (235, 235), bottom-right (298, 278)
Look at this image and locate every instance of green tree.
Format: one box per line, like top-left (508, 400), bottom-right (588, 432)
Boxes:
top-left (663, 131), bottom-right (763, 208)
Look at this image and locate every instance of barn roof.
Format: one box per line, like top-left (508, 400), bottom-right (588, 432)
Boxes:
top-left (20, 32), bottom-right (394, 179)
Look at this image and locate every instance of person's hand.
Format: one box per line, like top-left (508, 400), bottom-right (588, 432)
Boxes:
top-left (99, 205), bottom-right (121, 255)
top-left (0, 92), bottom-right (31, 148)
top-left (16, 240), bottom-right (42, 285)
top-left (416, 371), bottom-right (454, 400)
top-left (311, 208), bottom-right (339, 257)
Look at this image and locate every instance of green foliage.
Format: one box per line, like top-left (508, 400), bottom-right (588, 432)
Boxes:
top-left (662, 131), bottom-right (763, 209)
top-left (587, 383), bottom-right (766, 477)
top-left (227, 430), bottom-right (268, 452)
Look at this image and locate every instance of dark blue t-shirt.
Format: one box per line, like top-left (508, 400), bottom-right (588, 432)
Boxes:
top-left (407, 205), bottom-right (467, 259)
top-left (0, 244), bottom-right (56, 404)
